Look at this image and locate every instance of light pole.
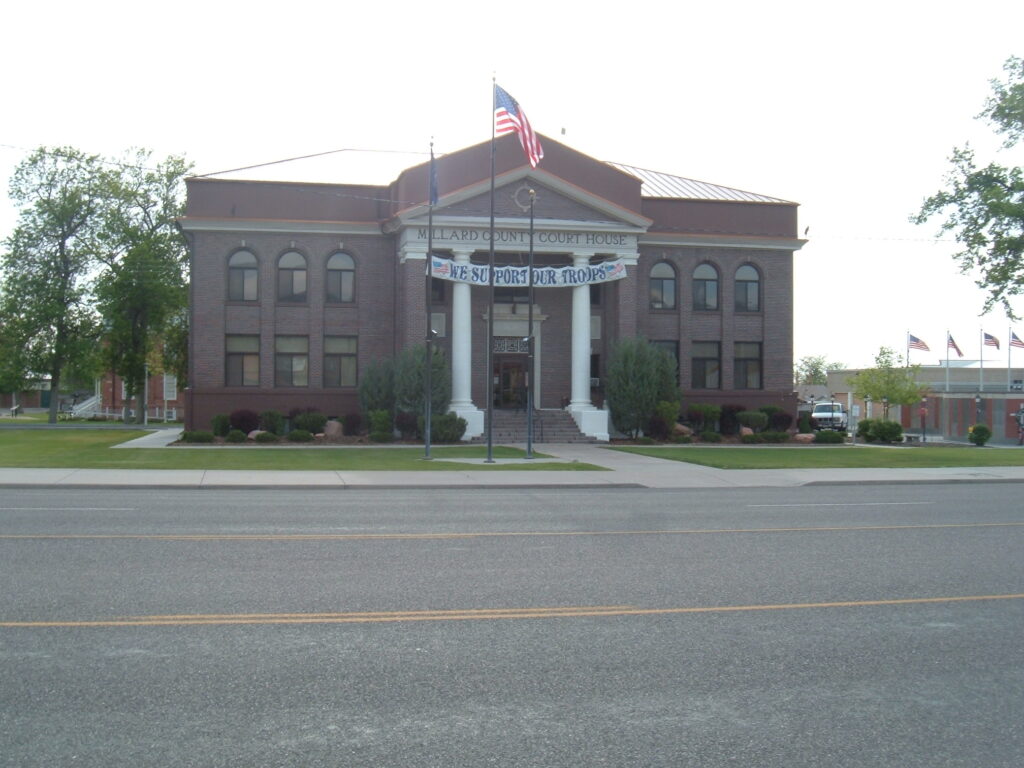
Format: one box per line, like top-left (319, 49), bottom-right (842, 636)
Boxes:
top-left (882, 396), bottom-right (889, 421)
top-left (919, 395), bottom-right (927, 444)
top-left (975, 394), bottom-right (983, 427)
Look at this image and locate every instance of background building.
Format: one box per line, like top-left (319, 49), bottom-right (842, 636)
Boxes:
top-left (179, 135), bottom-right (804, 439)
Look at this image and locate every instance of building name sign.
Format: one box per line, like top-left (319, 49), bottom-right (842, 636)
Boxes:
top-left (416, 227), bottom-right (633, 248)
top-left (430, 256), bottom-right (627, 287)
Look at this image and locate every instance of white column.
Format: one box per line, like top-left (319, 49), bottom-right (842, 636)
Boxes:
top-left (569, 253), bottom-right (594, 410)
top-left (449, 249), bottom-right (483, 438)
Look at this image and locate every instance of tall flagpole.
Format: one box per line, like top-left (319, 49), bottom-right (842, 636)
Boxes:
top-left (980, 328), bottom-right (984, 393)
top-left (1008, 324), bottom-right (1012, 392)
top-left (905, 330), bottom-right (910, 366)
top-left (526, 189), bottom-right (536, 459)
top-left (945, 330), bottom-right (950, 393)
top-left (485, 78), bottom-right (496, 463)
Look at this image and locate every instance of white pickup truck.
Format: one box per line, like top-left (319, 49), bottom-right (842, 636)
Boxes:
top-left (811, 401), bottom-right (848, 430)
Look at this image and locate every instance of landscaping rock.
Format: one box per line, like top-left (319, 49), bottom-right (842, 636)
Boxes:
top-left (793, 432), bottom-right (814, 443)
top-left (247, 430), bottom-right (264, 440)
top-left (673, 423), bottom-right (693, 436)
top-left (324, 420), bottom-right (343, 438)
top-left (740, 426), bottom-right (754, 437)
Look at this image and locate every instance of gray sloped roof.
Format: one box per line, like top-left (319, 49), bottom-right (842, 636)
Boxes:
top-left (606, 162), bottom-right (793, 203)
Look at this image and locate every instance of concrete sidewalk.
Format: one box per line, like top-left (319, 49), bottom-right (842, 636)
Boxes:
top-left (2, 427), bottom-right (1024, 489)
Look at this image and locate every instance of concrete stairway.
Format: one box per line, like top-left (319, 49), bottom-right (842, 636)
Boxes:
top-left (474, 408), bottom-right (598, 444)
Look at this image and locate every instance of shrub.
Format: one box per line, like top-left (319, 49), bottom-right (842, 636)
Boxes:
top-left (182, 430), bottom-right (215, 443)
top-left (769, 411), bottom-right (794, 431)
top-left (370, 430), bottom-right (395, 443)
top-left (229, 409), bottom-right (260, 434)
top-left (758, 405), bottom-right (782, 418)
top-left (294, 410), bottom-right (328, 434)
top-left (395, 410), bottom-right (420, 439)
top-left (813, 429), bottom-right (845, 444)
top-left (605, 338), bottom-right (678, 439)
top-left (255, 431), bottom-right (279, 443)
top-left (719, 404), bottom-right (747, 436)
top-left (647, 400), bottom-right (681, 441)
top-left (968, 423), bottom-right (992, 446)
top-left (430, 412), bottom-right (467, 443)
top-left (635, 435), bottom-right (657, 445)
top-left (737, 410), bottom-right (769, 432)
top-left (210, 414), bottom-right (230, 437)
top-left (358, 358), bottom-right (396, 416)
top-left (368, 409), bottom-right (392, 434)
top-left (699, 430), bottom-right (722, 443)
top-left (857, 418), bottom-right (876, 442)
top-left (259, 410), bottom-right (285, 435)
top-left (741, 433), bottom-right (763, 444)
top-left (760, 431), bottom-right (791, 443)
top-left (342, 412), bottom-right (363, 436)
top-left (673, 434), bottom-right (692, 444)
top-left (688, 404), bottom-right (722, 433)
top-left (286, 429), bottom-right (314, 443)
top-left (225, 429), bottom-right (247, 443)
top-left (797, 412), bottom-right (812, 434)
top-left (872, 420), bottom-right (903, 444)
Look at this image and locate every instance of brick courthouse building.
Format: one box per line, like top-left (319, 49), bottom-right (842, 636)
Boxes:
top-left (179, 135), bottom-right (803, 439)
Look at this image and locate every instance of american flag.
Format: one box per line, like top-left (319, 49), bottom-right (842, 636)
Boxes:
top-left (947, 333), bottom-right (963, 358)
top-left (431, 258), bottom-right (450, 278)
top-left (494, 85), bottom-right (544, 169)
top-left (984, 332), bottom-right (1000, 349)
top-left (908, 334), bottom-right (929, 351)
top-left (1011, 331), bottom-right (1024, 349)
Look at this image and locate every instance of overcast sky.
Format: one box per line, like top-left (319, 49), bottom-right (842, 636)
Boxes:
top-left (2, 0), bottom-right (1023, 370)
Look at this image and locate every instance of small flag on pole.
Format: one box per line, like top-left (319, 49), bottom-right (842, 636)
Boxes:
top-left (494, 84), bottom-right (544, 168)
top-left (947, 333), bottom-right (963, 358)
top-left (1011, 331), bottom-right (1024, 349)
top-left (908, 334), bottom-right (929, 351)
top-left (984, 332), bottom-right (1000, 349)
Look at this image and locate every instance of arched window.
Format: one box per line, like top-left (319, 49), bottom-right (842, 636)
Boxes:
top-left (649, 262), bottom-right (676, 309)
top-left (693, 263), bottom-right (719, 311)
top-left (227, 250), bottom-right (258, 301)
top-left (326, 252), bottom-right (355, 303)
top-left (277, 251), bottom-right (307, 303)
top-left (735, 265), bottom-right (761, 312)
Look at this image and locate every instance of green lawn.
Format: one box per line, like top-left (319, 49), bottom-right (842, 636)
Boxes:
top-left (610, 444), bottom-right (1024, 469)
top-left (0, 430), bottom-right (603, 471)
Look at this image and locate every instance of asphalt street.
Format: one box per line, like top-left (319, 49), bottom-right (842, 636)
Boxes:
top-left (1, 485), bottom-right (1022, 767)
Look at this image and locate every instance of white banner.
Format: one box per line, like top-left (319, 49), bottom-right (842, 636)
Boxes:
top-left (429, 257), bottom-right (627, 287)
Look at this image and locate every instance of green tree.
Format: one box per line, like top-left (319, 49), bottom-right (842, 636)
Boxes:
top-left (794, 354), bottom-right (845, 386)
top-left (0, 148), bottom-right (106, 422)
top-left (605, 338), bottom-right (678, 439)
top-left (848, 347), bottom-right (927, 420)
top-left (912, 56), bottom-right (1024, 315)
top-left (393, 345), bottom-right (451, 425)
top-left (93, 150), bottom-right (191, 423)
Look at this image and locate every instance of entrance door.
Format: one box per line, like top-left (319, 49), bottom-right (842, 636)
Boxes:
top-left (494, 358), bottom-right (527, 409)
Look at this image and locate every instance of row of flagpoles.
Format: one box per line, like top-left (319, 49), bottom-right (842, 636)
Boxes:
top-left (906, 329), bottom-right (1024, 392)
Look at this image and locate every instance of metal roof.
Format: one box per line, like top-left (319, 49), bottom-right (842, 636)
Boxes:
top-left (606, 162), bottom-right (793, 204)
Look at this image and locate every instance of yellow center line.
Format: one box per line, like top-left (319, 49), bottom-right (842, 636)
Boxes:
top-left (3, 594), bottom-right (1022, 628)
top-left (2, 521), bottom-right (1024, 541)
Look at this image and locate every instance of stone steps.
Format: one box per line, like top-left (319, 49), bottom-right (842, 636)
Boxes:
top-left (472, 409), bottom-right (598, 444)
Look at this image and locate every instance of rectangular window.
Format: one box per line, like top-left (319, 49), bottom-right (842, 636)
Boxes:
top-left (278, 270), bottom-right (307, 303)
top-left (324, 336), bottom-right (357, 388)
top-left (734, 342), bottom-right (762, 389)
top-left (691, 341), bottom-right (720, 389)
top-left (163, 374), bottom-right (178, 400)
top-left (495, 286), bottom-right (529, 304)
top-left (735, 281), bottom-right (760, 312)
top-left (226, 335), bottom-right (260, 387)
top-left (274, 336), bottom-right (308, 387)
top-left (326, 270), bottom-right (354, 303)
top-left (653, 340), bottom-right (680, 384)
top-left (431, 278), bottom-right (445, 305)
top-left (229, 268), bottom-right (258, 301)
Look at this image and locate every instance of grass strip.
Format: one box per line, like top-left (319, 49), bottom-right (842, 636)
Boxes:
top-left (610, 444), bottom-right (1024, 469)
top-left (0, 430), bottom-right (603, 471)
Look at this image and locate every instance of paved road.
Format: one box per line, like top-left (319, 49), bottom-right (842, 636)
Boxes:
top-left (2, 485), bottom-right (1023, 767)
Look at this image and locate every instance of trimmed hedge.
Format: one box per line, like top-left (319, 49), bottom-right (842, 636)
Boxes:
top-left (210, 414), bottom-right (230, 437)
top-left (813, 429), bottom-right (845, 444)
top-left (255, 431), bottom-right (280, 443)
top-left (225, 429), bottom-right (247, 443)
top-left (286, 429), bottom-right (314, 443)
top-left (293, 411), bottom-right (327, 434)
top-left (182, 430), bottom-right (215, 443)
top-left (259, 410), bottom-right (285, 435)
top-left (968, 423), bottom-right (992, 446)
top-left (230, 409), bottom-right (260, 434)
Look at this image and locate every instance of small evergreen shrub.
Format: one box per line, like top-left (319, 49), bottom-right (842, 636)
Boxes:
top-left (968, 423), bottom-right (992, 446)
top-left (872, 420), bottom-right (903, 444)
top-left (635, 435), bottom-right (657, 445)
top-left (225, 429), bottom-right (246, 443)
top-left (857, 418), bottom-right (876, 442)
top-left (719, 404), bottom-right (747, 436)
top-left (741, 433), bottom-right (764, 444)
top-left (768, 411), bottom-right (793, 431)
top-left (259, 410), bottom-right (285, 435)
top-left (699, 430), bottom-right (722, 443)
top-left (673, 434), bottom-right (692, 444)
top-left (183, 430), bottom-right (215, 443)
top-left (431, 413), bottom-right (467, 443)
top-left (342, 412), bottom-right (363, 436)
top-left (210, 414), bottom-right (230, 437)
top-left (395, 411), bottom-right (420, 439)
top-left (286, 429), bottom-right (314, 443)
top-left (230, 409), bottom-right (260, 434)
top-left (688, 404), bottom-right (722, 433)
top-left (737, 410), bottom-right (769, 432)
top-left (255, 431), bottom-right (279, 443)
top-left (813, 429), bottom-right (845, 444)
top-left (293, 411), bottom-right (327, 434)
top-left (798, 412), bottom-right (812, 434)
top-left (760, 431), bottom-right (791, 443)
top-left (758, 405), bottom-right (782, 418)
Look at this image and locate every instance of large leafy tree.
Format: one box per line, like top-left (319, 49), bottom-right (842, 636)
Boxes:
top-left (794, 354), bottom-right (845, 387)
top-left (605, 338), bottom-right (678, 438)
top-left (848, 347), bottom-right (927, 420)
top-left (92, 150), bottom-right (192, 422)
top-left (913, 56), bottom-right (1024, 315)
top-left (0, 148), bottom-right (106, 422)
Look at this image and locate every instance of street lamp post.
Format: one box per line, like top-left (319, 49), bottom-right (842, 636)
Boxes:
top-left (882, 396), bottom-right (889, 421)
top-left (919, 396), bottom-right (927, 444)
top-left (975, 394), bottom-right (983, 427)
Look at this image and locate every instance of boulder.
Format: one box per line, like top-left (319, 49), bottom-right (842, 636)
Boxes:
top-left (740, 426), bottom-right (754, 437)
top-left (247, 430), bottom-right (264, 440)
top-left (324, 420), bottom-right (343, 438)
top-left (793, 432), bottom-right (815, 444)
top-left (673, 423), bottom-right (693, 436)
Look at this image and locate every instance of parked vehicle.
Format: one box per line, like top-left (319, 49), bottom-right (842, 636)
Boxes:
top-left (811, 401), bottom-right (848, 430)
